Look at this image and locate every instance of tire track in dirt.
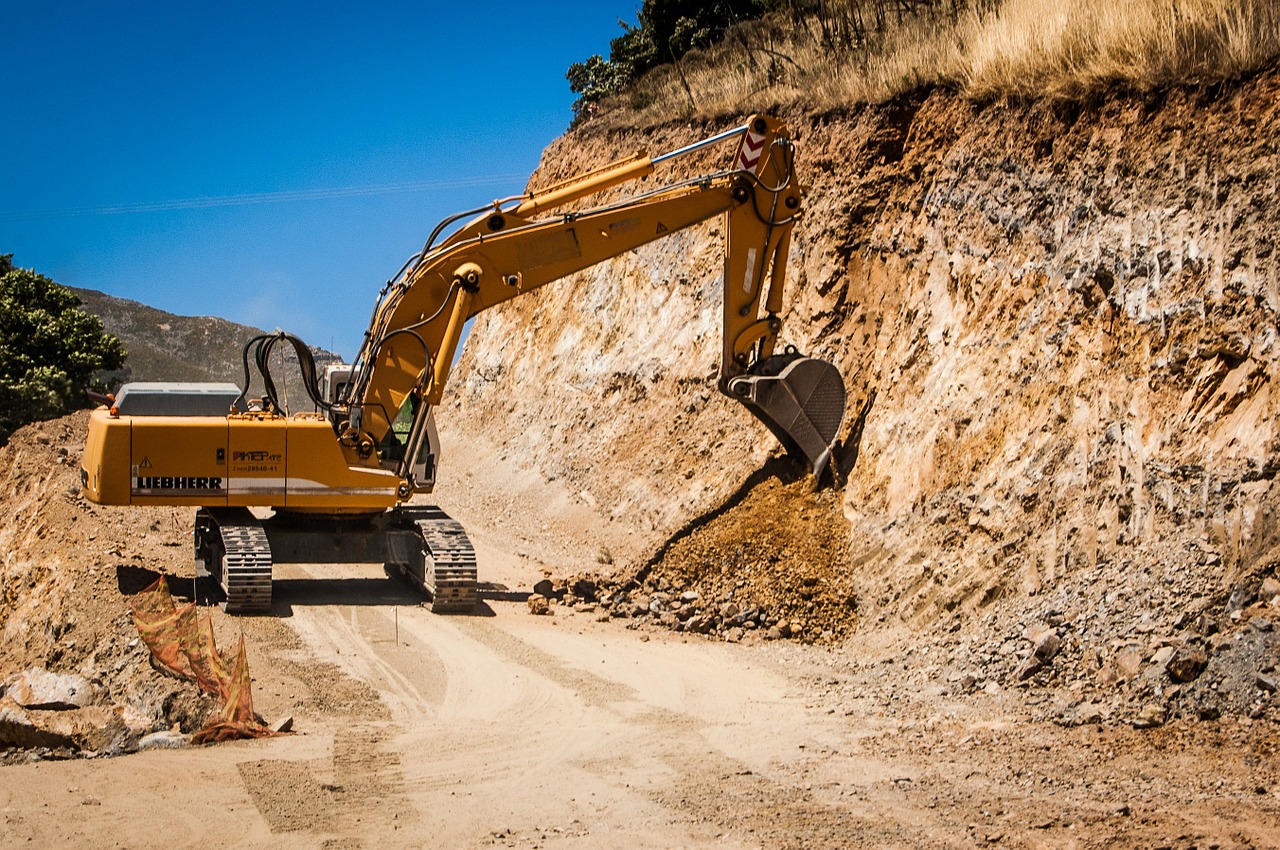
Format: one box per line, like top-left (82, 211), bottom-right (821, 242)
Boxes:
top-left (274, 571), bottom-right (905, 848)
top-left (230, 576), bottom-right (425, 845)
top-left (452, 606), bottom-right (960, 848)
top-left (312, 591), bottom-right (890, 850)
top-left (449, 618), bottom-right (944, 848)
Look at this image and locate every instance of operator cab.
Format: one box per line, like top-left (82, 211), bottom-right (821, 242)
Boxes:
top-left (320, 363), bottom-right (439, 493)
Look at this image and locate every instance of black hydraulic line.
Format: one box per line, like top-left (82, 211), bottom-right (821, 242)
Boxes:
top-left (346, 279), bottom-right (460, 408)
top-left (237, 333), bottom-right (277, 409)
top-left (255, 337), bottom-right (281, 408)
top-left (237, 331), bottom-right (335, 415)
top-left (420, 203), bottom-right (493, 257)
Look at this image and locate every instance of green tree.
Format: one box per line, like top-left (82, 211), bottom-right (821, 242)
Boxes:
top-left (566, 53), bottom-right (628, 118)
top-left (567, 1), bottom-right (767, 118)
top-left (0, 254), bottom-right (126, 441)
top-left (640, 0), bottom-right (764, 62)
top-left (608, 19), bottom-right (659, 80)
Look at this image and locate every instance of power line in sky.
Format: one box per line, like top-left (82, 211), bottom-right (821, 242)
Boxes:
top-left (0, 174), bottom-right (529, 221)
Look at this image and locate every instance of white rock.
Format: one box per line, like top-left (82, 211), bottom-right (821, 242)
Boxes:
top-left (136, 730), bottom-right (191, 750)
top-left (3, 668), bottom-right (95, 710)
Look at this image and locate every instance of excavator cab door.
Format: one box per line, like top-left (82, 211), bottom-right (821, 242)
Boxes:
top-left (379, 394), bottom-right (440, 493)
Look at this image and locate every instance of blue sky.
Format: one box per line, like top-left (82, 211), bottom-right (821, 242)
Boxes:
top-left (1, 0), bottom-right (636, 359)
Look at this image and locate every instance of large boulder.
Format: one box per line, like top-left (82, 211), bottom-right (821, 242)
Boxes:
top-left (2, 667), bottom-right (95, 710)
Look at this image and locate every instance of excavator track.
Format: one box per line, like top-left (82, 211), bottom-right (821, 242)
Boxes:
top-left (401, 506), bottom-right (477, 613)
top-left (197, 507), bottom-right (273, 614)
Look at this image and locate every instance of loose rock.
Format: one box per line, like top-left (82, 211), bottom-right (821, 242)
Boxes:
top-left (3, 668), bottom-right (95, 710)
top-left (1165, 645), bottom-right (1209, 683)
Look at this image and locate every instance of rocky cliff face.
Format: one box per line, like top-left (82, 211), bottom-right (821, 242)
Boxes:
top-left (443, 69), bottom-right (1280, 650)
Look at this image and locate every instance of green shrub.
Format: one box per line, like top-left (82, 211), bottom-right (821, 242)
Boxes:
top-left (0, 254), bottom-right (126, 441)
top-left (568, 0), bottom-right (768, 118)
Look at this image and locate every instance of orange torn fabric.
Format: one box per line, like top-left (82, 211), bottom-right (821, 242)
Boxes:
top-left (130, 577), bottom-right (278, 743)
top-left (131, 578), bottom-right (195, 681)
top-left (182, 607), bottom-right (231, 699)
top-left (192, 635), bottom-right (275, 744)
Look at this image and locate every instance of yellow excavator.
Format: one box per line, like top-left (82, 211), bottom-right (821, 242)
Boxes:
top-left (80, 115), bottom-right (846, 614)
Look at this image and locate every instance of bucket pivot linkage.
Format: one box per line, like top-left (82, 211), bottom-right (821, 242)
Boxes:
top-left (727, 349), bottom-right (847, 477)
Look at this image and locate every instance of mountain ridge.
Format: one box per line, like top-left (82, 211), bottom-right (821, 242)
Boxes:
top-left (72, 286), bottom-right (342, 410)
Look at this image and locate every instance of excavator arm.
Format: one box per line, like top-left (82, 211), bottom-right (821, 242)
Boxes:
top-left (341, 115), bottom-right (845, 483)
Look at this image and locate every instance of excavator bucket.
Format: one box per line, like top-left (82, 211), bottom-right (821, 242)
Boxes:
top-left (727, 354), bottom-right (847, 477)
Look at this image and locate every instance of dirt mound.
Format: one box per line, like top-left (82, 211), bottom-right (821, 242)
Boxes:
top-left (0, 413), bottom-right (213, 759)
top-left (531, 460), bottom-right (857, 643)
top-left (637, 463), bottom-right (858, 641)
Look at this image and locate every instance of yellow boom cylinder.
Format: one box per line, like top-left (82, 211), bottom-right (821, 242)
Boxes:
top-left (428, 272), bottom-right (478, 404)
top-left (514, 155), bottom-right (654, 217)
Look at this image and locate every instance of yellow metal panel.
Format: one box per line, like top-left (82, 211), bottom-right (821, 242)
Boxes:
top-left (283, 419), bottom-right (398, 510)
top-left (227, 418), bottom-right (289, 506)
top-left (85, 411), bottom-right (397, 512)
top-left (129, 417), bottom-right (228, 507)
top-left (82, 409), bottom-right (133, 505)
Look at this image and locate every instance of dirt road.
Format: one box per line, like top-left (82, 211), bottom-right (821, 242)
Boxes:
top-left (0, 543), bottom-right (853, 849)
top-left (3, 516), bottom-right (1278, 849)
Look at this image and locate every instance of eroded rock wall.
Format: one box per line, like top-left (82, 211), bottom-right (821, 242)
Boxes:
top-left (443, 69), bottom-right (1280, 630)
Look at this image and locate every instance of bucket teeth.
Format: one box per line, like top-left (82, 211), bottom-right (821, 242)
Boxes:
top-left (728, 355), bottom-right (846, 477)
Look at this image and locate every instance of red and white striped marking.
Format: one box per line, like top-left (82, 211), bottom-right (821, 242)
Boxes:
top-left (738, 130), bottom-right (765, 173)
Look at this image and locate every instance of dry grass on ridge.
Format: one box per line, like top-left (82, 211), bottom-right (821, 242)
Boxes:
top-left (587, 0), bottom-right (1280, 128)
top-left (956, 0), bottom-right (1280, 99)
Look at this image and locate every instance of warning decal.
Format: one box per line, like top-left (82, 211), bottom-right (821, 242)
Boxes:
top-left (739, 130), bottom-right (766, 173)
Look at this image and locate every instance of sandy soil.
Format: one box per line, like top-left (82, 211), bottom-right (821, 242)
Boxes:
top-left (1, 419), bottom-right (1277, 849)
top-left (3, 561), bottom-right (1278, 849)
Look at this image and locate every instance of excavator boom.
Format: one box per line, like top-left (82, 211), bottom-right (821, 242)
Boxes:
top-left (344, 114), bottom-right (844, 478)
